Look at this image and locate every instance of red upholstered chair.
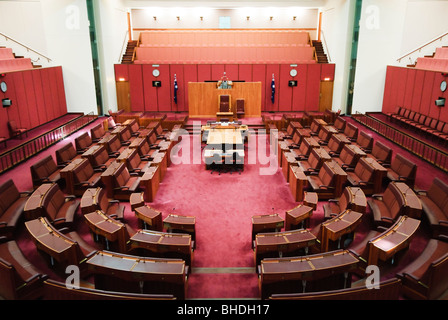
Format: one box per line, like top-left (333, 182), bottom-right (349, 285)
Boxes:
top-left (0, 136), bottom-right (6, 148)
top-left (7, 120), bottom-right (27, 139)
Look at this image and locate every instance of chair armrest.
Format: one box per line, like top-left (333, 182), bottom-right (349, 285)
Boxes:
top-left (381, 216), bottom-right (395, 222)
top-left (318, 185), bottom-right (334, 190)
top-left (318, 140), bottom-right (328, 146)
top-left (0, 221), bottom-right (7, 227)
top-left (328, 198), bottom-right (340, 203)
top-left (121, 141), bottom-right (131, 146)
top-left (371, 194), bottom-right (383, 199)
top-left (109, 151), bottom-right (120, 158)
top-left (344, 167), bottom-right (355, 172)
top-left (130, 172), bottom-right (140, 177)
top-left (108, 199), bottom-right (120, 204)
top-left (328, 151), bottom-right (340, 157)
top-left (439, 220), bottom-right (448, 226)
top-left (65, 195), bottom-right (76, 201)
top-left (52, 217), bottom-right (66, 223)
top-left (114, 186), bottom-right (130, 191)
top-left (20, 190), bottom-right (34, 197)
top-left (414, 189), bottom-right (427, 195)
top-left (308, 171), bottom-right (319, 176)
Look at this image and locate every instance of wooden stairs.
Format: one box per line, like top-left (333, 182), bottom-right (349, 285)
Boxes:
top-left (121, 40), bottom-right (137, 64)
top-left (312, 40), bottom-right (329, 63)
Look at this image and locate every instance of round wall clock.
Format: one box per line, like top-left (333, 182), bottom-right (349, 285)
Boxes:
top-left (0, 81), bottom-right (7, 93)
top-left (152, 69), bottom-right (160, 77)
top-left (441, 80), bottom-right (447, 92)
top-left (290, 69), bottom-right (298, 77)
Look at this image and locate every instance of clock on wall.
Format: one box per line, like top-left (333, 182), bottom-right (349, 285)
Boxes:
top-left (290, 69), bottom-right (298, 77)
top-left (0, 81), bottom-right (7, 93)
top-left (152, 69), bottom-right (160, 77)
top-left (441, 80), bottom-right (447, 92)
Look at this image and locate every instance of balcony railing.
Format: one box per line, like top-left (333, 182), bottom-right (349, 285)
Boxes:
top-left (352, 112), bottom-right (448, 173)
top-left (0, 112), bottom-right (97, 174)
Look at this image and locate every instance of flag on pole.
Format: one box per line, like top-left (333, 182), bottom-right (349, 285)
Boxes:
top-left (271, 74), bottom-right (275, 103)
top-left (173, 74), bottom-right (178, 104)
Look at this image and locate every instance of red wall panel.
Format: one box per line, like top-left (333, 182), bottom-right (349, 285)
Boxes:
top-left (31, 70), bottom-right (48, 125)
top-left (41, 68), bottom-right (56, 123)
top-left (55, 67), bottom-right (67, 117)
top-left (128, 64), bottom-right (145, 111)
top-left (432, 73), bottom-right (445, 121)
top-left (252, 64), bottom-right (266, 111)
top-left (48, 67), bottom-right (61, 119)
top-left (22, 71), bottom-right (39, 128)
top-left (292, 64), bottom-right (307, 110)
top-left (197, 64), bottom-right (212, 82)
top-left (403, 68), bottom-right (415, 110)
top-left (156, 65), bottom-right (172, 111)
top-left (395, 67), bottom-right (408, 108)
top-left (11, 72), bottom-right (31, 130)
top-left (114, 64), bottom-right (129, 82)
top-left (142, 64), bottom-right (157, 112)
top-left (238, 64), bottom-right (252, 82)
top-left (412, 70), bottom-right (425, 113)
top-left (420, 72), bottom-right (435, 117)
top-left (211, 64), bottom-right (225, 81)
top-left (320, 63), bottom-right (335, 81)
top-left (305, 64), bottom-right (321, 111)
top-left (278, 64), bottom-right (293, 112)
top-left (225, 64), bottom-right (239, 81)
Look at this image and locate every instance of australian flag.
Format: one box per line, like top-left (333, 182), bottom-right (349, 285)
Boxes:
top-left (271, 75), bottom-right (275, 103)
top-left (173, 74), bottom-right (178, 104)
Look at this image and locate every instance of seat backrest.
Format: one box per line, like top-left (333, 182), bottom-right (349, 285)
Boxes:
top-left (334, 117), bottom-right (346, 131)
top-left (371, 141), bottom-right (392, 164)
top-left (92, 147), bottom-right (109, 167)
top-left (109, 134), bottom-right (122, 152)
top-left (318, 163), bottom-right (334, 187)
top-left (0, 180), bottom-right (20, 217)
top-left (113, 164), bottom-right (131, 187)
top-left (344, 123), bottom-right (358, 140)
top-left (43, 184), bottom-right (65, 220)
top-left (356, 131), bottom-right (373, 150)
top-left (429, 118), bottom-right (438, 129)
top-left (97, 188), bottom-right (109, 212)
top-left (310, 120), bottom-right (320, 134)
top-left (428, 178), bottom-right (448, 212)
top-left (128, 149), bottom-right (142, 169)
top-left (391, 154), bottom-right (417, 180)
top-left (90, 124), bottom-right (106, 140)
top-left (356, 158), bottom-right (375, 182)
top-left (8, 120), bottom-right (17, 131)
top-left (382, 184), bottom-right (401, 218)
top-left (30, 156), bottom-right (52, 182)
top-left (156, 125), bottom-right (164, 136)
top-left (75, 132), bottom-right (92, 151)
top-left (73, 159), bottom-right (94, 183)
top-left (56, 143), bottom-right (77, 165)
top-left (219, 95), bottom-right (230, 112)
top-left (403, 109), bottom-right (410, 118)
top-left (291, 132), bottom-right (301, 145)
top-left (130, 120), bottom-right (140, 134)
top-left (236, 99), bottom-right (245, 112)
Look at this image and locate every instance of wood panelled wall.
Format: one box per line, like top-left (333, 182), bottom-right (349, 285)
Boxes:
top-left (114, 63), bottom-right (335, 114)
top-left (0, 66), bottom-right (67, 139)
top-left (382, 66), bottom-right (448, 123)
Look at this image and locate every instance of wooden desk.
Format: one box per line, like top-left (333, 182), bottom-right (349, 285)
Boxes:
top-left (320, 209), bottom-right (363, 252)
top-left (259, 249), bottom-right (359, 299)
top-left (285, 204), bottom-right (314, 231)
top-left (60, 158), bottom-right (85, 196)
top-left (254, 229), bottom-right (316, 267)
top-left (303, 191), bottom-right (318, 210)
top-left (289, 166), bottom-right (307, 202)
top-left (282, 151), bottom-right (297, 182)
top-left (129, 229), bottom-right (193, 267)
top-left (163, 214), bottom-right (196, 244)
top-left (86, 250), bottom-right (187, 299)
top-left (84, 210), bottom-right (129, 253)
top-left (345, 186), bottom-right (367, 213)
top-left (393, 182), bottom-right (423, 219)
top-left (188, 82), bottom-right (261, 118)
top-left (80, 187), bottom-right (101, 215)
top-left (140, 166), bottom-right (160, 202)
top-left (151, 151), bottom-right (167, 182)
top-left (23, 183), bottom-right (54, 220)
top-left (25, 217), bottom-right (84, 267)
top-left (134, 205), bottom-right (163, 231)
top-left (206, 129), bottom-right (243, 148)
top-left (100, 161), bottom-right (122, 198)
top-left (251, 214), bottom-right (284, 241)
top-left (81, 145), bottom-right (104, 166)
top-left (368, 215), bottom-right (420, 266)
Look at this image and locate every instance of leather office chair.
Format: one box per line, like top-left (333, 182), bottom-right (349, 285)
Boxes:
top-left (7, 120), bottom-right (27, 139)
top-left (236, 99), bottom-right (245, 118)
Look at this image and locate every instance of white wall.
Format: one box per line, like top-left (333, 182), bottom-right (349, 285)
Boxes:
top-left (130, 6), bottom-right (319, 35)
top-left (351, 0), bottom-right (448, 114)
top-left (320, 0), bottom-right (356, 114)
top-left (351, 0), bottom-right (408, 114)
top-left (39, 0), bottom-right (98, 115)
top-left (94, 0), bottom-right (129, 114)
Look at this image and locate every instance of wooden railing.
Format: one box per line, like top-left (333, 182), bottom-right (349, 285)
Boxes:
top-left (352, 112), bottom-right (448, 173)
top-left (0, 113), bottom-right (97, 174)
